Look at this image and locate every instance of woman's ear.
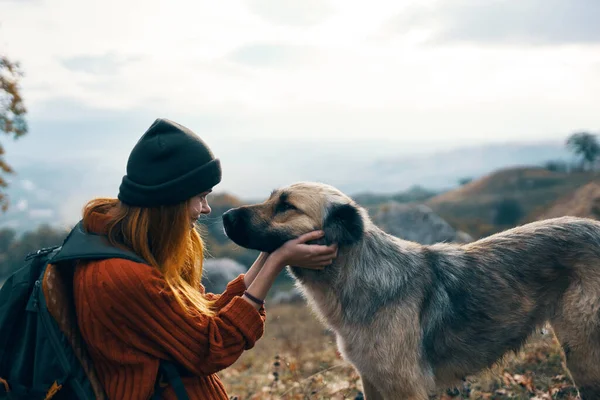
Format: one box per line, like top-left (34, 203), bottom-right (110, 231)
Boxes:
top-left (322, 203), bottom-right (364, 246)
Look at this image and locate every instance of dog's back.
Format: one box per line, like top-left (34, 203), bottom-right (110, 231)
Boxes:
top-left (419, 217), bottom-right (600, 384)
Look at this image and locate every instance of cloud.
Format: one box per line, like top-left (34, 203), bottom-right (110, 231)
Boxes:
top-left (61, 52), bottom-right (144, 74)
top-left (15, 199), bottom-right (28, 211)
top-left (20, 179), bottom-right (35, 191)
top-left (2, 97), bottom-right (159, 168)
top-left (246, 0), bottom-right (334, 26)
top-left (386, 0), bottom-right (600, 46)
top-left (226, 43), bottom-right (321, 67)
top-left (0, 220), bottom-right (20, 230)
top-left (29, 208), bottom-right (54, 219)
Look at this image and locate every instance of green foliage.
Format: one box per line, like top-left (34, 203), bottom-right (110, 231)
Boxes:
top-left (0, 225), bottom-right (68, 278)
top-left (493, 198), bottom-right (524, 227)
top-left (566, 131), bottom-right (600, 170)
top-left (592, 198), bottom-right (600, 219)
top-left (0, 228), bottom-right (16, 253)
top-left (543, 160), bottom-right (569, 173)
top-left (458, 177), bottom-right (473, 186)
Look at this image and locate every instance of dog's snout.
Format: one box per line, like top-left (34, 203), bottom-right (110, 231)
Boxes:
top-left (222, 210), bottom-right (235, 227)
top-left (222, 207), bottom-right (254, 246)
top-left (222, 208), bottom-right (249, 230)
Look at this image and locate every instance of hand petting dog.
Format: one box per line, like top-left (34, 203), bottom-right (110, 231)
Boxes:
top-left (270, 230), bottom-right (338, 270)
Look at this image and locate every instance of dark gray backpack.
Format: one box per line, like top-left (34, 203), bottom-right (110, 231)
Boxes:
top-left (0, 221), bottom-right (189, 399)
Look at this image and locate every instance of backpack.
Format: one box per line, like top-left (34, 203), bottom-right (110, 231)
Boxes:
top-left (0, 221), bottom-right (190, 400)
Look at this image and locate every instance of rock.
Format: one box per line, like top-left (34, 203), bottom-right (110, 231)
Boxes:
top-left (371, 201), bottom-right (473, 245)
top-left (202, 258), bottom-right (246, 294)
top-left (269, 286), bottom-right (305, 305)
top-left (455, 230), bottom-right (474, 243)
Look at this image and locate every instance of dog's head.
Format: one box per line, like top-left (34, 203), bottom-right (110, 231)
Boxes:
top-left (222, 182), bottom-right (365, 253)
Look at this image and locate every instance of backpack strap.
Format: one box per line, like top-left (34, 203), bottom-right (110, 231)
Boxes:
top-left (152, 361), bottom-right (190, 400)
top-left (48, 220), bottom-right (191, 400)
top-left (49, 220), bottom-right (146, 265)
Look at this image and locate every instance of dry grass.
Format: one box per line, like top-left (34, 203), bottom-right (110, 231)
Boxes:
top-left (219, 303), bottom-right (580, 400)
top-left (534, 181), bottom-right (600, 221)
top-left (427, 168), bottom-right (591, 206)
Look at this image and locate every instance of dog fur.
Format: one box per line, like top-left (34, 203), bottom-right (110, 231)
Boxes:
top-left (222, 182), bottom-right (600, 400)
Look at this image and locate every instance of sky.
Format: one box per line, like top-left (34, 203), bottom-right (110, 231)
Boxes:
top-left (1, 0), bottom-right (599, 203)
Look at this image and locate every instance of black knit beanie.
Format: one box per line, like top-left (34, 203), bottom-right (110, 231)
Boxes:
top-left (118, 118), bottom-right (222, 207)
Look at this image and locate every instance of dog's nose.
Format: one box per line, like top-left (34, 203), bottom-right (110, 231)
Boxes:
top-left (222, 210), bottom-right (235, 227)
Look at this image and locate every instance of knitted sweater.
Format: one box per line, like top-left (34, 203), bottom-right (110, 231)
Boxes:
top-left (73, 212), bottom-right (266, 399)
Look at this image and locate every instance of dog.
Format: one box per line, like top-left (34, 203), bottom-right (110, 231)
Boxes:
top-left (222, 181), bottom-right (600, 399)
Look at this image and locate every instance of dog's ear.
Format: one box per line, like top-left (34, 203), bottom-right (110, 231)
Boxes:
top-left (322, 203), bottom-right (364, 246)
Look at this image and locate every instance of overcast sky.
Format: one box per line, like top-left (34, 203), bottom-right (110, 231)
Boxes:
top-left (1, 0), bottom-right (599, 199)
top-left (2, 0), bottom-right (598, 135)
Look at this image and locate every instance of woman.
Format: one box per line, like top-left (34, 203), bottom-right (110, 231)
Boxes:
top-left (73, 118), bottom-right (338, 399)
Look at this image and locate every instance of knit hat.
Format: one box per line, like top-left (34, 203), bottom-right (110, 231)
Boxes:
top-left (118, 118), bottom-right (222, 207)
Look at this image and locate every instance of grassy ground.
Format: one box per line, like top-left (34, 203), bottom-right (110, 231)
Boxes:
top-left (219, 304), bottom-right (580, 400)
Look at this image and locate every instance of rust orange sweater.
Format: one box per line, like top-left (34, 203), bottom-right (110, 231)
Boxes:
top-left (73, 213), bottom-right (266, 399)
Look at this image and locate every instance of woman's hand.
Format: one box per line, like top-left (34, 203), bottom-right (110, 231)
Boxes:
top-left (270, 230), bottom-right (338, 270)
top-left (241, 232), bottom-right (337, 310)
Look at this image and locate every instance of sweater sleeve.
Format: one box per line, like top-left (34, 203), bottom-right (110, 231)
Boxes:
top-left (88, 259), bottom-right (266, 376)
top-left (202, 274), bottom-right (248, 310)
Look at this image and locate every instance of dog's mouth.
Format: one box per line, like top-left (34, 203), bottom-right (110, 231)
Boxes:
top-left (222, 207), bottom-right (294, 253)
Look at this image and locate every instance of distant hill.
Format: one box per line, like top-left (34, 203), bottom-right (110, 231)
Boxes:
top-left (425, 167), bottom-right (598, 238)
top-left (534, 181), bottom-right (600, 221)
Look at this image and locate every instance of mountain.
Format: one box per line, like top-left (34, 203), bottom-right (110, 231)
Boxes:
top-left (0, 140), bottom-right (574, 235)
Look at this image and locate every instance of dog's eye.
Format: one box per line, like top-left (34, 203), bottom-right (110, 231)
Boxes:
top-left (276, 202), bottom-right (297, 213)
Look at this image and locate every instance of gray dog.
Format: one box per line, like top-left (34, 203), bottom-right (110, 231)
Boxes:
top-left (222, 182), bottom-right (600, 399)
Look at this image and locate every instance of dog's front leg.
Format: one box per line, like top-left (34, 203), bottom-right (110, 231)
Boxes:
top-left (360, 375), bottom-right (385, 400)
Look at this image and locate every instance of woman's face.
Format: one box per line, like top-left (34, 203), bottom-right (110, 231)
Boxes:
top-left (188, 190), bottom-right (212, 226)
